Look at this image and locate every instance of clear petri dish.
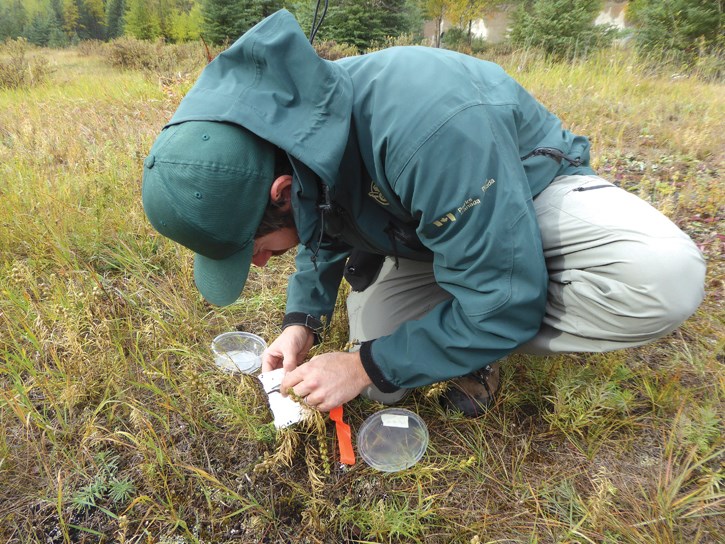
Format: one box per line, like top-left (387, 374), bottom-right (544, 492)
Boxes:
top-left (357, 408), bottom-right (429, 472)
top-left (211, 332), bottom-right (266, 375)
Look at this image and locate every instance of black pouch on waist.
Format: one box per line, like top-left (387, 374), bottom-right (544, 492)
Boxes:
top-left (344, 250), bottom-right (386, 292)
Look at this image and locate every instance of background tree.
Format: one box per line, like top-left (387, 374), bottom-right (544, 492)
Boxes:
top-left (293, 0), bottom-right (415, 51)
top-left (63, 0), bottom-right (81, 39)
top-left (25, 11), bottom-right (51, 46)
top-left (627, 0), bottom-right (724, 57)
top-left (169, 2), bottom-right (203, 42)
top-left (50, 0), bottom-right (65, 30)
top-left (419, 0), bottom-right (447, 47)
top-left (81, 0), bottom-right (107, 39)
top-left (0, 0), bottom-right (28, 41)
top-left (155, 0), bottom-right (175, 41)
top-left (202, 0), bottom-right (243, 44)
top-left (125, 0), bottom-right (162, 39)
top-left (48, 0), bottom-right (69, 46)
top-left (446, 0), bottom-right (502, 44)
top-left (509, 0), bottom-right (616, 59)
top-left (202, 0), bottom-right (284, 45)
top-left (237, 0), bottom-right (285, 35)
top-left (106, 0), bottom-right (126, 40)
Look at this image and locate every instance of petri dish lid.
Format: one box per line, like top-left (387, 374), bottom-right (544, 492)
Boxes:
top-left (211, 331), bottom-right (266, 375)
top-left (357, 408), bottom-right (429, 472)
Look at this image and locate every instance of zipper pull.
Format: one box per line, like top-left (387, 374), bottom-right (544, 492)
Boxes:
top-left (522, 147), bottom-right (582, 167)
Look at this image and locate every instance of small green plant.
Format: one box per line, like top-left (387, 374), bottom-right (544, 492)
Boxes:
top-left (677, 404), bottom-right (721, 454)
top-left (543, 359), bottom-right (641, 457)
top-left (339, 490), bottom-right (439, 543)
top-left (70, 451), bottom-right (136, 512)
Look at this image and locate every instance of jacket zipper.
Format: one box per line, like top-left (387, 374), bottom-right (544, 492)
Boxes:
top-left (521, 147), bottom-right (583, 167)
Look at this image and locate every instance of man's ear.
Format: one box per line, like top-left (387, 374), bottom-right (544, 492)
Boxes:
top-left (269, 175), bottom-right (293, 212)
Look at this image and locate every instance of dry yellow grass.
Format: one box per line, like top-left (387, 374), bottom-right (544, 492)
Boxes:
top-left (0, 43), bottom-right (722, 543)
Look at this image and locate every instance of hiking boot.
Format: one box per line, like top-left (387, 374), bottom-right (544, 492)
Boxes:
top-left (441, 363), bottom-right (500, 417)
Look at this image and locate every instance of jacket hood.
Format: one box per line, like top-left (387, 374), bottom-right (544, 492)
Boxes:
top-left (167, 10), bottom-right (353, 190)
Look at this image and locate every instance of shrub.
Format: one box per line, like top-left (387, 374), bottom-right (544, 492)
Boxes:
top-left (76, 39), bottom-right (106, 57)
top-left (0, 38), bottom-right (52, 89)
top-left (313, 40), bottom-right (359, 60)
top-left (441, 26), bottom-right (471, 54)
top-left (104, 37), bottom-right (205, 80)
top-left (437, 27), bottom-right (487, 56)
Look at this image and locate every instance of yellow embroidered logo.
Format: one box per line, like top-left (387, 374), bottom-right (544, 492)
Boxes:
top-left (433, 213), bottom-right (457, 227)
top-left (368, 182), bottom-right (389, 206)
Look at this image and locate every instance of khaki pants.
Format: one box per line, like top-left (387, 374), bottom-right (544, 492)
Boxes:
top-left (347, 175), bottom-right (706, 400)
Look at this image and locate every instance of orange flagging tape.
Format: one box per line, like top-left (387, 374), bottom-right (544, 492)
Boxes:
top-left (329, 405), bottom-right (355, 465)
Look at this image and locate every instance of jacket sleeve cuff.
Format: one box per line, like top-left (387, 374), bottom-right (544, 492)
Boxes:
top-left (282, 312), bottom-right (324, 344)
top-left (359, 340), bottom-right (399, 393)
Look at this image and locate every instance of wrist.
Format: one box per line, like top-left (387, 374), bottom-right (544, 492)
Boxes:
top-left (359, 340), bottom-right (398, 393)
top-left (349, 351), bottom-right (373, 390)
top-left (284, 324), bottom-right (315, 345)
top-left (282, 312), bottom-right (324, 344)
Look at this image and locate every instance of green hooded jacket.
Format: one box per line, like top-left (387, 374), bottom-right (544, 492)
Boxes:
top-left (166, 10), bottom-right (595, 391)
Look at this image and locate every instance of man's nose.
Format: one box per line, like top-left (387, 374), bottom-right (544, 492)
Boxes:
top-left (252, 251), bottom-right (272, 267)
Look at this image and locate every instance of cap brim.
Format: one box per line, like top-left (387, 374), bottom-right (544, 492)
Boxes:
top-left (194, 246), bottom-right (253, 307)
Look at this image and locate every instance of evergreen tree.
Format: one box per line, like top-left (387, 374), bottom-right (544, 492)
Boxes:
top-left (202, 0), bottom-right (243, 44)
top-left (293, 0), bottom-right (414, 50)
top-left (202, 0), bottom-right (284, 44)
top-left (50, 0), bottom-right (65, 29)
top-left (509, 0), bottom-right (616, 59)
top-left (48, 20), bottom-right (68, 47)
top-left (106, 0), bottom-right (126, 40)
top-left (234, 0), bottom-right (282, 36)
top-left (377, 0), bottom-right (410, 38)
top-left (80, 0), bottom-right (107, 39)
top-left (25, 11), bottom-right (51, 46)
top-left (627, 0), bottom-right (724, 56)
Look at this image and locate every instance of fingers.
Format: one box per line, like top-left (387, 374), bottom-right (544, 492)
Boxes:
top-left (262, 326), bottom-right (313, 373)
top-left (262, 344), bottom-right (300, 373)
top-left (281, 355), bottom-right (299, 374)
top-left (261, 351), bottom-right (282, 373)
top-left (275, 352), bottom-right (368, 412)
top-left (278, 364), bottom-right (340, 412)
top-left (280, 366), bottom-right (307, 397)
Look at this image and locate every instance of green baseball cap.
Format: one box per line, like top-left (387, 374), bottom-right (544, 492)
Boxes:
top-left (142, 121), bottom-right (276, 306)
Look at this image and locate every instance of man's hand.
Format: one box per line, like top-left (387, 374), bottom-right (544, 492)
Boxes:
top-left (281, 351), bottom-right (372, 412)
top-left (262, 325), bottom-right (315, 374)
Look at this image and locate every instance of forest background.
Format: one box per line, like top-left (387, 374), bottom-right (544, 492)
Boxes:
top-left (0, 1), bottom-right (723, 64)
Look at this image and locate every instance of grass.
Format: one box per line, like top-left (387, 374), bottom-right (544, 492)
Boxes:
top-left (0, 42), bottom-right (722, 543)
